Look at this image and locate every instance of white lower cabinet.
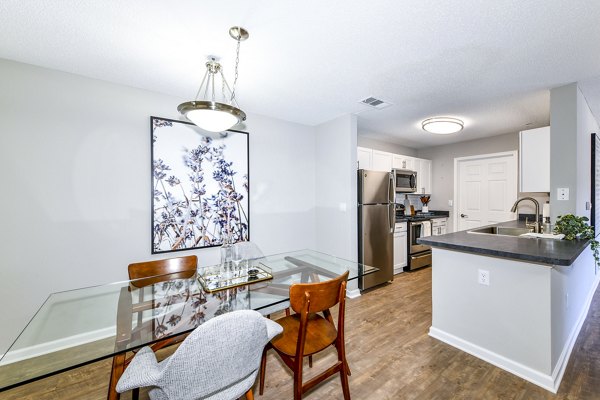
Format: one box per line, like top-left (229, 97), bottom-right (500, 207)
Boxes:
top-left (432, 218), bottom-right (448, 236)
top-left (394, 222), bottom-right (407, 274)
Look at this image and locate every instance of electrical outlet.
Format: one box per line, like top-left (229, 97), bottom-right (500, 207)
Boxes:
top-left (478, 269), bottom-right (490, 286)
top-left (557, 188), bottom-right (569, 201)
top-left (448, 200), bottom-right (453, 207)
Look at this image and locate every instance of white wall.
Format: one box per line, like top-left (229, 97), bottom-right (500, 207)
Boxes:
top-left (431, 249), bottom-right (553, 375)
top-left (548, 82), bottom-right (600, 380)
top-left (550, 84), bottom-right (579, 220)
top-left (550, 248), bottom-right (598, 369)
top-left (0, 59), bottom-right (317, 354)
top-left (315, 115), bottom-right (358, 262)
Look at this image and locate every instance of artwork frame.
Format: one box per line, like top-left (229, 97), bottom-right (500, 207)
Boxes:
top-left (150, 116), bottom-right (250, 254)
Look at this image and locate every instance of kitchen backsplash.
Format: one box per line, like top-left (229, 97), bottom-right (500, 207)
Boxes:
top-left (395, 194), bottom-right (429, 210)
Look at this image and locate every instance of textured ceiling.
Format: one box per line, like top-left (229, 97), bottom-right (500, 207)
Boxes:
top-left (1, 0), bottom-right (600, 148)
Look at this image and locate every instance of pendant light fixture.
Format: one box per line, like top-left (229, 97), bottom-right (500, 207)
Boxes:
top-left (178, 26), bottom-right (249, 132)
top-left (421, 117), bottom-right (464, 134)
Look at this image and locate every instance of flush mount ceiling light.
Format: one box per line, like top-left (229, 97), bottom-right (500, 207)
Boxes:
top-left (421, 117), bottom-right (464, 134)
top-left (178, 26), bottom-right (249, 132)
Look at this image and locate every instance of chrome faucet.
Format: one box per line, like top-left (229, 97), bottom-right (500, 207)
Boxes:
top-left (510, 197), bottom-right (541, 233)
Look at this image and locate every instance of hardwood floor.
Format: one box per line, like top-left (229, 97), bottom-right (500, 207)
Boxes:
top-left (1, 268), bottom-right (599, 399)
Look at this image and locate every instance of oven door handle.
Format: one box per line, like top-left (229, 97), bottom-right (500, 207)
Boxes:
top-left (411, 253), bottom-right (431, 260)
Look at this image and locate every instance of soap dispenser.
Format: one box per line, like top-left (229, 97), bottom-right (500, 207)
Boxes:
top-left (542, 201), bottom-right (552, 233)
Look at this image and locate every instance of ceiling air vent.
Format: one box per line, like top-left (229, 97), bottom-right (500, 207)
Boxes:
top-left (359, 96), bottom-right (393, 110)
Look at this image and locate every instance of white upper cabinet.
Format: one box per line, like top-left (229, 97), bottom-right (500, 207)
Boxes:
top-left (357, 147), bottom-right (432, 193)
top-left (357, 147), bottom-right (372, 170)
top-left (371, 150), bottom-right (394, 172)
top-left (519, 126), bottom-right (550, 192)
top-left (418, 159), bottom-right (432, 194)
top-left (393, 155), bottom-right (413, 170)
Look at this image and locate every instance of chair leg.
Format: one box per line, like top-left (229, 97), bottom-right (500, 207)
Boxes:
top-left (132, 388), bottom-right (139, 400)
top-left (339, 366), bottom-right (351, 400)
top-left (245, 388), bottom-right (254, 400)
top-left (345, 359), bottom-right (352, 376)
top-left (308, 355), bottom-right (312, 368)
top-left (293, 369), bottom-right (303, 400)
top-left (107, 353), bottom-right (125, 400)
top-left (259, 347), bottom-right (268, 395)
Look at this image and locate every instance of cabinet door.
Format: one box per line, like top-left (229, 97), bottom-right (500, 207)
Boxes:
top-left (413, 159), bottom-right (421, 193)
top-left (392, 155), bottom-right (404, 169)
top-left (372, 150), bottom-right (393, 172)
top-left (357, 147), bottom-right (372, 170)
top-left (519, 126), bottom-right (550, 192)
top-left (393, 231), bottom-right (407, 274)
top-left (392, 155), bottom-right (414, 171)
top-left (421, 159), bottom-right (431, 194)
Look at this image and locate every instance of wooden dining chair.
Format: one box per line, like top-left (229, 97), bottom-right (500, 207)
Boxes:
top-left (108, 255), bottom-right (198, 400)
top-left (259, 271), bottom-right (351, 400)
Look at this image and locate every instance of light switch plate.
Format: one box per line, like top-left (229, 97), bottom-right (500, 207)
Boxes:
top-left (448, 200), bottom-right (453, 207)
top-left (557, 188), bottom-right (569, 201)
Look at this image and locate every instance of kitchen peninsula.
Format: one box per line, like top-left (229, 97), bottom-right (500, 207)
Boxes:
top-left (419, 220), bottom-right (599, 393)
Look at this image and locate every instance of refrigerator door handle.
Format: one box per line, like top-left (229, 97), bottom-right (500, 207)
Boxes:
top-left (388, 172), bottom-right (394, 203)
top-left (389, 204), bottom-right (395, 233)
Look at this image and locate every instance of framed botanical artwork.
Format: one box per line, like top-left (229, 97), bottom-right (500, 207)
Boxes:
top-left (151, 116), bottom-right (249, 254)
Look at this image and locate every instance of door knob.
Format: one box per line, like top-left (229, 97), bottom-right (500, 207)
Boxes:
top-left (460, 214), bottom-right (468, 218)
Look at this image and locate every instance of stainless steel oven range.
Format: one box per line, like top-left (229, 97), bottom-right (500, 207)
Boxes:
top-left (407, 219), bottom-right (432, 270)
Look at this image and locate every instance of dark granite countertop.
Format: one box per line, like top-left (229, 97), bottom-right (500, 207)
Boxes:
top-left (418, 220), bottom-right (590, 266)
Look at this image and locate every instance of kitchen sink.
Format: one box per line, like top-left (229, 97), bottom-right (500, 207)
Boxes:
top-left (467, 226), bottom-right (534, 237)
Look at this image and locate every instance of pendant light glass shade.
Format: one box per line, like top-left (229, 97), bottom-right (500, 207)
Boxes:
top-left (179, 27), bottom-right (248, 132)
top-left (421, 117), bottom-right (464, 134)
top-left (178, 101), bottom-right (246, 132)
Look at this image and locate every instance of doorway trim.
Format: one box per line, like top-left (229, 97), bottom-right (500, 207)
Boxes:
top-left (453, 151), bottom-right (518, 231)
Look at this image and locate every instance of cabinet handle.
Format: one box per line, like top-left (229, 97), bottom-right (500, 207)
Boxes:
top-left (460, 214), bottom-right (468, 218)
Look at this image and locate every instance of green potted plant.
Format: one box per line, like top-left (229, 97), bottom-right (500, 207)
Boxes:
top-left (553, 214), bottom-right (599, 268)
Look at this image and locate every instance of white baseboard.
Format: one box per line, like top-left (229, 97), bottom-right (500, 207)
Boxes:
top-left (429, 327), bottom-right (557, 392)
top-left (346, 288), bottom-right (361, 299)
top-left (429, 275), bottom-right (600, 393)
top-left (0, 326), bottom-right (115, 365)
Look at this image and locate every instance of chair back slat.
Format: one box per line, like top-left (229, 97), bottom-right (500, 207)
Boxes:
top-left (128, 255), bottom-right (197, 288)
top-left (289, 271), bottom-right (349, 314)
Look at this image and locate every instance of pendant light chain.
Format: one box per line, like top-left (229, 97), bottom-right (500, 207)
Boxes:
top-left (230, 37), bottom-right (241, 103)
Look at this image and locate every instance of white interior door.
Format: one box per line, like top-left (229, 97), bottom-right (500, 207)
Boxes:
top-left (455, 152), bottom-right (517, 232)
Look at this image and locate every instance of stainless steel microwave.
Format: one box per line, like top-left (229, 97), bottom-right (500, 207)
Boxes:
top-left (393, 169), bottom-right (417, 192)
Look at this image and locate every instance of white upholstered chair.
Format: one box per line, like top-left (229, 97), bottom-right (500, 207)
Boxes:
top-left (116, 310), bottom-right (283, 400)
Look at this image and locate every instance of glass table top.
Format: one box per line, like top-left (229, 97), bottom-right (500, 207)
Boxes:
top-left (0, 249), bottom-right (376, 391)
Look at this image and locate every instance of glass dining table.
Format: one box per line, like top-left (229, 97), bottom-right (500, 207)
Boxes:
top-left (0, 249), bottom-right (376, 398)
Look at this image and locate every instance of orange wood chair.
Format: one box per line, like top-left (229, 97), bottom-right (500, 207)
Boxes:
top-left (108, 255), bottom-right (198, 400)
top-left (259, 271), bottom-right (351, 400)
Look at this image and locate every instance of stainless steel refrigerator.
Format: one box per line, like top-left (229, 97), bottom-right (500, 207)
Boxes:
top-left (358, 169), bottom-right (394, 290)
